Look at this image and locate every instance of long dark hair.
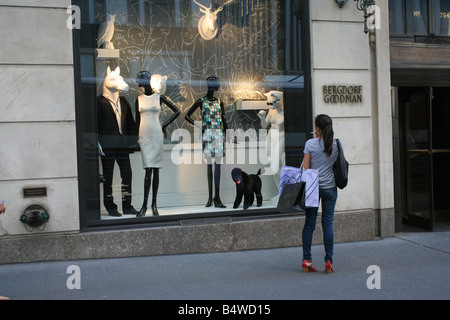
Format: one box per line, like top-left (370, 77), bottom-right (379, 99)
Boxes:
top-left (315, 114), bottom-right (334, 156)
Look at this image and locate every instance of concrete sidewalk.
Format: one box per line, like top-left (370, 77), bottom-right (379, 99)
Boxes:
top-left (0, 223), bottom-right (449, 300)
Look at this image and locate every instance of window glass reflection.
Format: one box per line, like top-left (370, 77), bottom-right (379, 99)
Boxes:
top-left (438, 0), bottom-right (450, 36)
top-left (389, 0), bottom-right (405, 34)
top-left (406, 0), bottom-right (429, 35)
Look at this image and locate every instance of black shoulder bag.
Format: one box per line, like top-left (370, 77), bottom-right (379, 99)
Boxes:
top-left (333, 139), bottom-right (348, 189)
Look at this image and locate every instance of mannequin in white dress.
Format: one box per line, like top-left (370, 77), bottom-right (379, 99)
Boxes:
top-left (135, 71), bottom-right (180, 217)
top-left (258, 90), bottom-right (285, 203)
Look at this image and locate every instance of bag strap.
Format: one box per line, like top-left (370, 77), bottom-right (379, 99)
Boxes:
top-left (334, 139), bottom-right (342, 165)
top-left (335, 139), bottom-right (342, 153)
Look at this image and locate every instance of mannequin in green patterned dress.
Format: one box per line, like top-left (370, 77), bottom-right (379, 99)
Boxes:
top-left (185, 76), bottom-right (228, 208)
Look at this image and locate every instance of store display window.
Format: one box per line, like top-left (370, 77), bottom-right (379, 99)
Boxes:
top-left (73, 0), bottom-right (310, 227)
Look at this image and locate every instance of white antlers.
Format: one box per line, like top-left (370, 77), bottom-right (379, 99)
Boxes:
top-left (194, 0), bottom-right (233, 40)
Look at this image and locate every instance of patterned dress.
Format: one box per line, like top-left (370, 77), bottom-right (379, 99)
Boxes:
top-left (201, 97), bottom-right (225, 159)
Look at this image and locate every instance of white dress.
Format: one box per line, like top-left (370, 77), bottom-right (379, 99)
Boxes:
top-left (138, 93), bottom-right (163, 168)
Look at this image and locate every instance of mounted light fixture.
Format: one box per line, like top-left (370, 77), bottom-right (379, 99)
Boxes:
top-left (354, 0), bottom-right (376, 34)
top-left (335, 0), bottom-right (347, 8)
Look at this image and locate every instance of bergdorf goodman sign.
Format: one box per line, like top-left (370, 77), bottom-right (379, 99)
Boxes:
top-left (323, 85), bottom-right (363, 104)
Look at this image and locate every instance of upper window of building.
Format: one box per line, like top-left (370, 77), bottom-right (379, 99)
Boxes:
top-left (437, 0), bottom-right (450, 35)
top-left (389, 0), bottom-right (450, 37)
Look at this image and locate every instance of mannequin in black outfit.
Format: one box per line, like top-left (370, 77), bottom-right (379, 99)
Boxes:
top-left (185, 76), bottom-right (227, 208)
top-left (97, 94), bottom-right (138, 217)
top-left (135, 71), bottom-right (180, 217)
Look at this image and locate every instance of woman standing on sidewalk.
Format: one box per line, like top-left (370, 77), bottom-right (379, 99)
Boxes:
top-left (301, 114), bottom-right (339, 274)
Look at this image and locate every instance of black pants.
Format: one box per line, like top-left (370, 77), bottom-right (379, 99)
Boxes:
top-left (101, 153), bottom-right (133, 211)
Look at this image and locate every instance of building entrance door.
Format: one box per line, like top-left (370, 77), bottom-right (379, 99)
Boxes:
top-left (398, 87), bottom-right (450, 231)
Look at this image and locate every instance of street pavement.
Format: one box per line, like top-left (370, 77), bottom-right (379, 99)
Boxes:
top-left (0, 223), bottom-right (449, 302)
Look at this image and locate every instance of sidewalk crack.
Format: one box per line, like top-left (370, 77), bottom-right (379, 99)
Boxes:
top-left (396, 236), bottom-right (450, 255)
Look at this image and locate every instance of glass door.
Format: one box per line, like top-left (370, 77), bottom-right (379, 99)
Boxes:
top-left (400, 87), bottom-right (434, 230)
top-left (431, 88), bottom-right (450, 223)
top-left (399, 86), bottom-right (450, 230)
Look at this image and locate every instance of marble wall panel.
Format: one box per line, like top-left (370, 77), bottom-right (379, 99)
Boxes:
top-left (0, 66), bottom-right (75, 122)
top-left (311, 0), bottom-right (364, 22)
top-left (312, 21), bottom-right (370, 70)
top-left (0, 0), bottom-right (70, 7)
top-left (332, 117), bottom-right (373, 165)
top-left (0, 123), bottom-right (77, 181)
top-left (378, 162), bottom-right (395, 209)
top-left (0, 6), bottom-right (72, 65)
top-left (335, 164), bottom-right (374, 212)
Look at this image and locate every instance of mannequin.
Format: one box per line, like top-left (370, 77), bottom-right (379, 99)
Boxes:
top-left (185, 76), bottom-right (228, 208)
top-left (135, 71), bottom-right (180, 217)
top-left (97, 66), bottom-right (138, 217)
top-left (258, 91), bottom-right (285, 202)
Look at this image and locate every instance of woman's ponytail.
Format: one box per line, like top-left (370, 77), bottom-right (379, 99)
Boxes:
top-left (315, 114), bottom-right (334, 157)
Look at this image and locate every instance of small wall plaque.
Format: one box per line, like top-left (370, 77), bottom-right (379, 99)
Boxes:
top-left (23, 187), bottom-right (47, 198)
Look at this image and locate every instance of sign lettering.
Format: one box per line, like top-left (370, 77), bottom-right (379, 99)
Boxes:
top-left (322, 85), bottom-right (363, 104)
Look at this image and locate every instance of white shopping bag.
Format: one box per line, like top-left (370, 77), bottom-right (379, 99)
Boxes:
top-left (279, 166), bottom-right (319, 208)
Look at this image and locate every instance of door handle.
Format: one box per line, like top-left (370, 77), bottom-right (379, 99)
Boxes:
top-left (431, 149), bottom-right (450, 153)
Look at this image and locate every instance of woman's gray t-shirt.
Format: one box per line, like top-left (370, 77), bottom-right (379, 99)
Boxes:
top-left (304, 138), bottom-right (339, 189)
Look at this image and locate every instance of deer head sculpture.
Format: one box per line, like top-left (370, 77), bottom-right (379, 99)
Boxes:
top-left (194, 0), bottom-right (233, 40)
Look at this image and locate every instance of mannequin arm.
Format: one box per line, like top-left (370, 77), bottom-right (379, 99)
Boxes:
top-left (220, 101), bottom-right (228, 132)
top-left (161, 95), bottom-right (181, 133)
top-left (258, 110), bottom-right (270, 129)
top-left (185, 99), bottom-right (202, 127)
top-left (134, 99), bottom-right (141, 130)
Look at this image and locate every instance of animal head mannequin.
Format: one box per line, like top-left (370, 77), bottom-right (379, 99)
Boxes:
top-left (150, 74), bottom-right (167, 95)
top-left (103, 66), bottom-right (129, 96)
top-left (194, 0), bottom-right (233, 40)
top-left (264, 91), bottom-right (283, 109)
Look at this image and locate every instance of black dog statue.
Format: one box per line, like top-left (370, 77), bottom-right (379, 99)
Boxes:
top-left (231, 168), bottom-right (263, 210)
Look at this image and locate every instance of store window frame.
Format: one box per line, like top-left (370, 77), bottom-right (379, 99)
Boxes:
top-left (72, 0), bottom-right (312, 230)
top-left (389, 0), bottom-right (450, 43)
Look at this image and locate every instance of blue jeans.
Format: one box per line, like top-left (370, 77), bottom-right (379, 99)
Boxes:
top-left (302, 187), bottom-right (338, 263)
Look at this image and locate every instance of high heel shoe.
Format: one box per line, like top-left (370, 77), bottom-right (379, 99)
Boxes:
top-left (325, 261), bottom-right (334, 274)
top-left (213, 198), bottom-right (226, 208)
top-left (151, 203), bottom-right (159, 216)
top-left (137, 206), bottom-right (147, 217)
top-left (302, 260), bottom-right (317, 272)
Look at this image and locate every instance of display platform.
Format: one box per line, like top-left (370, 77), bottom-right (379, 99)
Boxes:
top-left (101, 200), bottom-right (277, 219)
